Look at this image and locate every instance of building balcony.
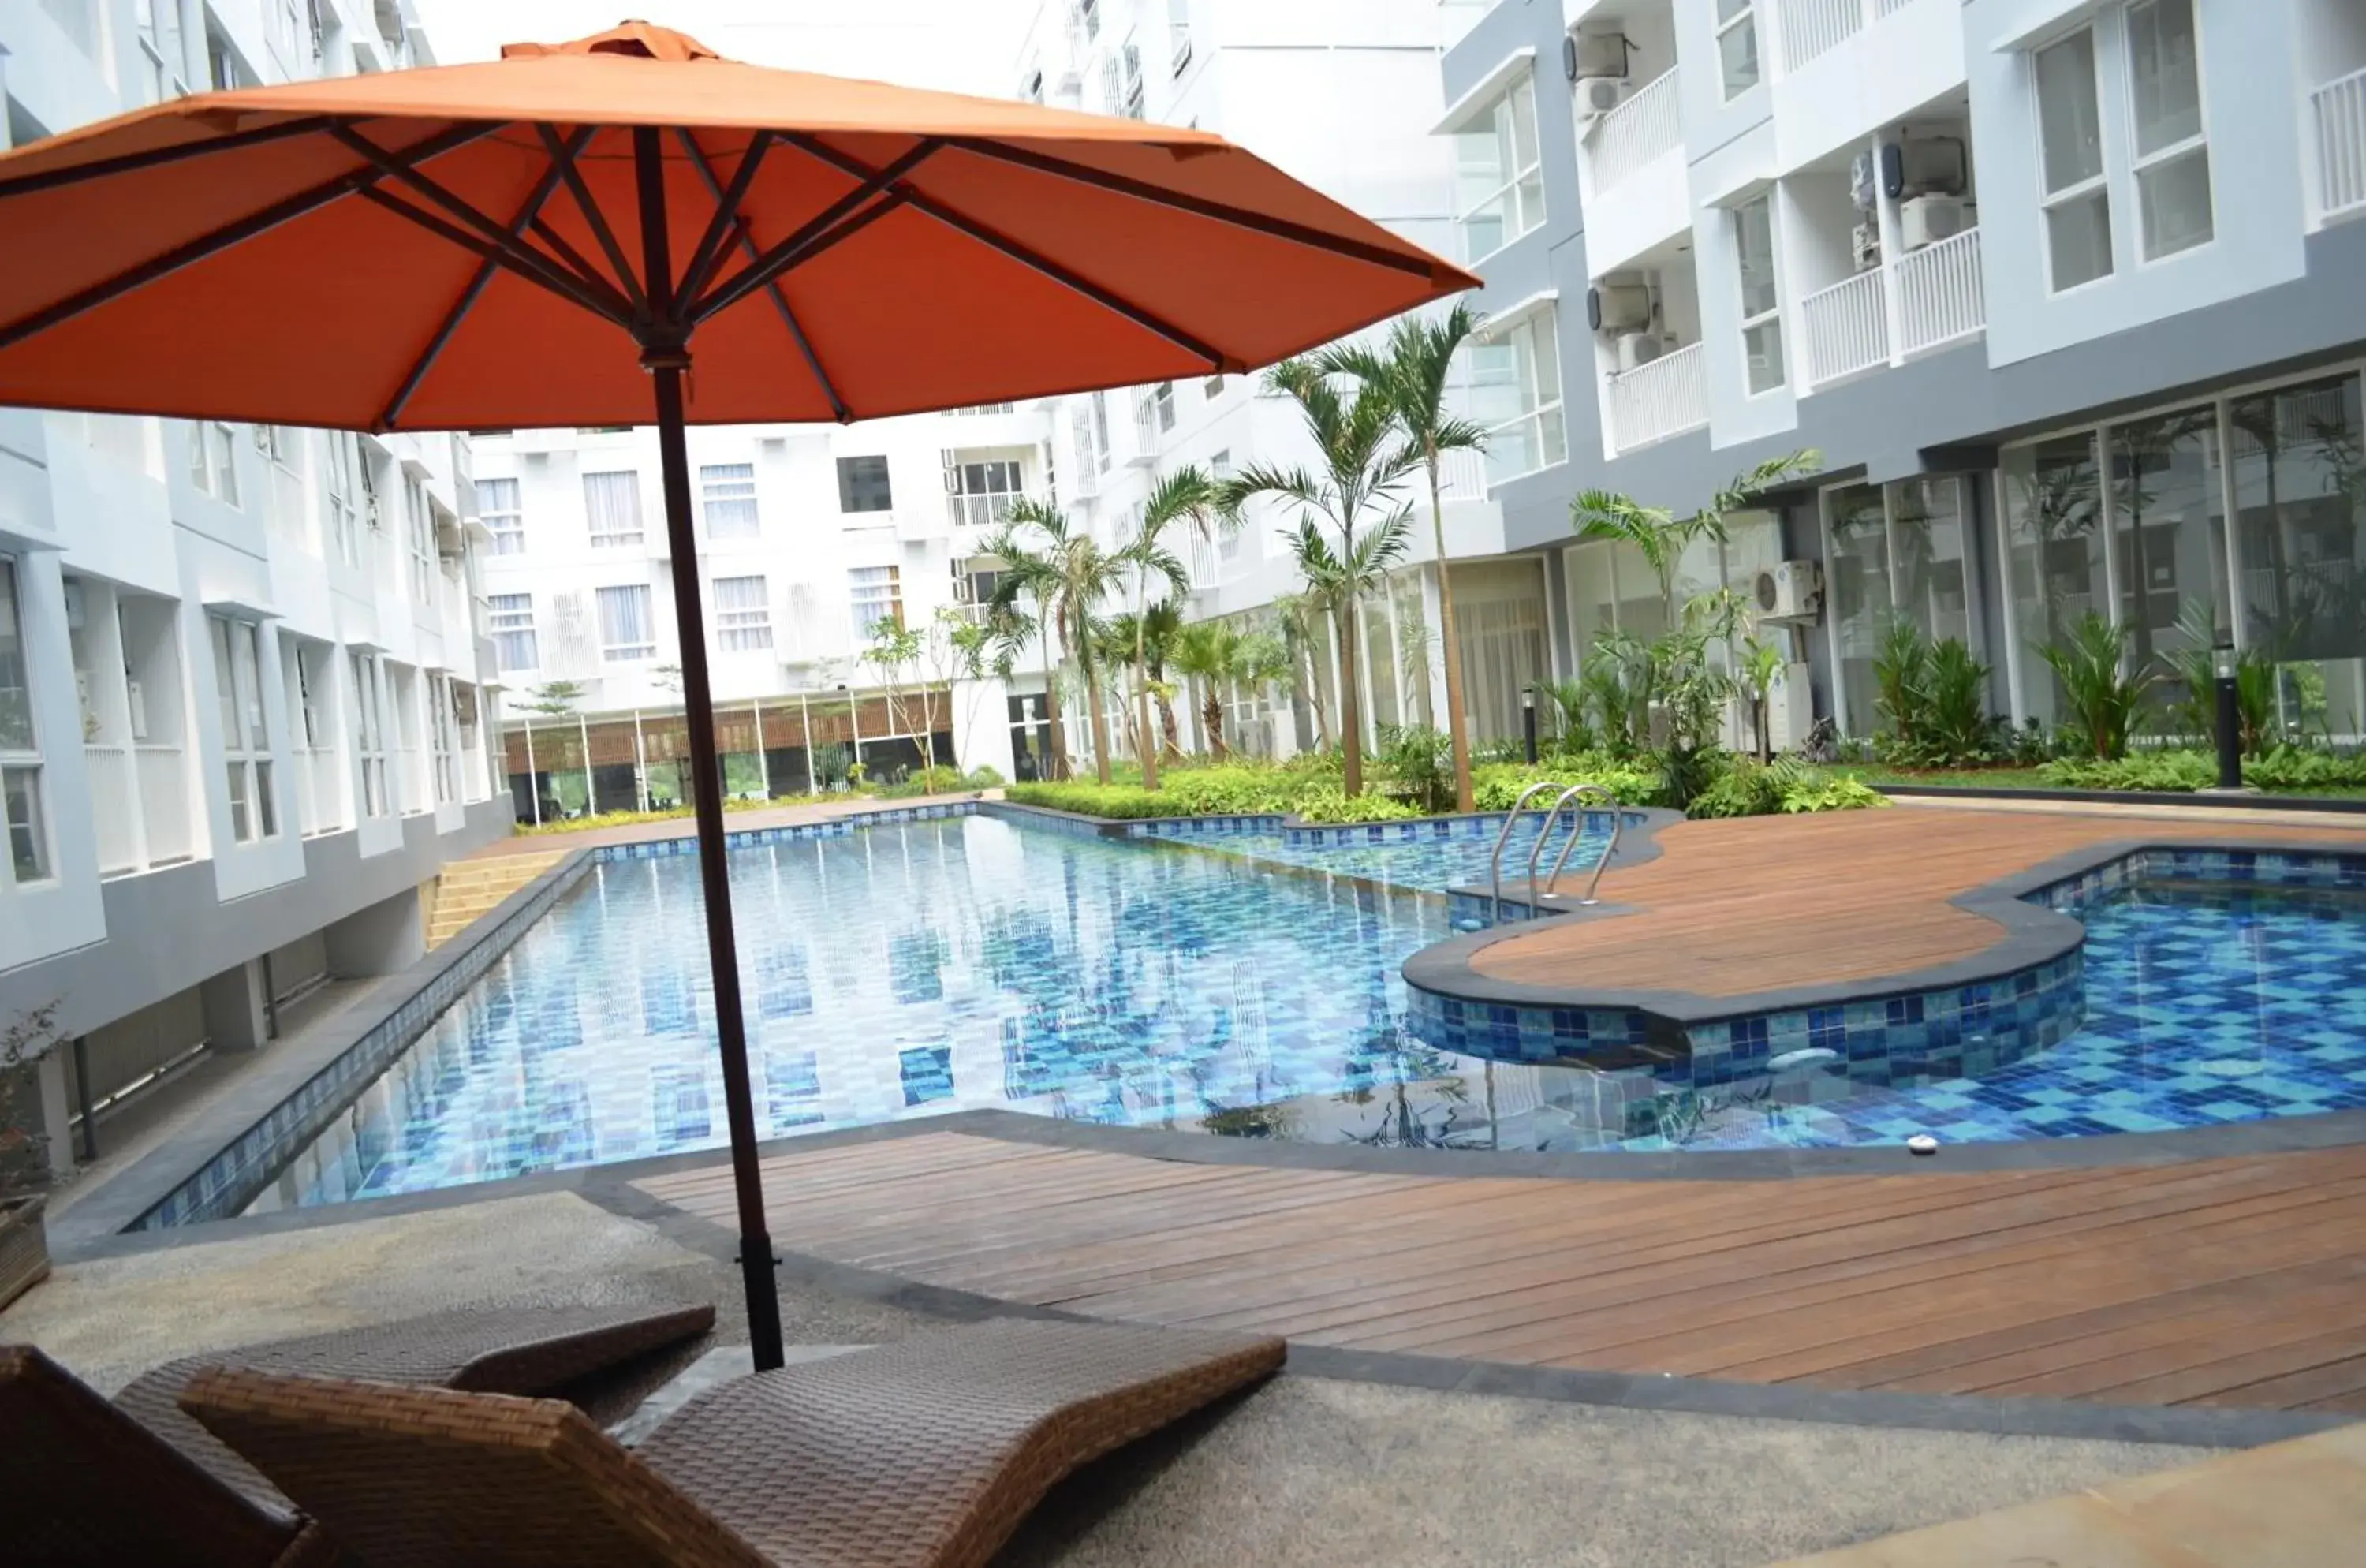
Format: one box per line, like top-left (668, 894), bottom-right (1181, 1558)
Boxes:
top-left (86, 741), bottom-right (197, 875)
top-left (1778, 0), bottom-right (1923, 75)
top-left (1586, 68), bottom-right (1681, 196)
top-left (1800, 226), bottom-right (1983, 393)
top-left (1606, 341), bottom-right (1707, 454)
top-left (2311, 65), bottom-right (2366, 227)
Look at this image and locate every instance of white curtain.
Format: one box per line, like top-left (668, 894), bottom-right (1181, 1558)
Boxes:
top-left (1452, 562), bottom-right (1549, 742)
top-left (597, 584), bottom-right (653, 659)
top-left (583, 471), bottom-right (644, 544)
top-left (700, 464), bottom-right (759, 538)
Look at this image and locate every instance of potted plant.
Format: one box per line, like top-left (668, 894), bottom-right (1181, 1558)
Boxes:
top-left (0, 1001), bottom-right (62, 1309)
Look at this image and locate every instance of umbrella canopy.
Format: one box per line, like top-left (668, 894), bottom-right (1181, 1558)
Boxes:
top-left (0, 21), bottom-right (1476, 1368)
top-left (0, 21), bottom-right (1474, 428)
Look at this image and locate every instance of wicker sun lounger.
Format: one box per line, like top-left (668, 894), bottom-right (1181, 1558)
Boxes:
top-left (184, 1316), bottom-right (1288, 1568)
top-left (4, 1300), bottom-right (716, 1568)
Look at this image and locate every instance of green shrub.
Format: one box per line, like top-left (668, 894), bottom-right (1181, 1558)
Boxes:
top-left (2039, 612), bottom-right (2155, 760)
top-left (875, 764), bottom-right (968, 798)
top-left (2037, 751), bottom-right (2211, 792)
top-left (2243, 745), bottom-right (2366, 791)
top-left (1290, 790), bottom-right (1421, 823)
top-left (1688, 760), bottom-right (1790, 819)
top-left (1778, 775), bottom-right (1889, 813)
top-left (1002, 782), bottom-right (1178, 819)
top-left (961, 765), bottom-right (1005, 789)
top-left (1472, 756), bottom-right (1659, 811)
top-left (1375, 724), bottom-right (1454, 813)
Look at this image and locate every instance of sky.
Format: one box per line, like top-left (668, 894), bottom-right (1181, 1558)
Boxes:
top-left (409, 0), bottom-right (1046, 94)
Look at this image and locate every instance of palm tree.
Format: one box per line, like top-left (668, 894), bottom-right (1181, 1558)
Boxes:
top-left (1572, 452), bottom-right (1819, 629)
top-left (983, 498), bottom-right (1126, 783)
top-left (1136, 599), bottom-right (1186, 759)
top-left (1270, 589), bottom-right (1331, 747)
top-left (1320, 304), bottom-right (1487, 812)
top-left (1122, 467), bottom-right (1218, 788)
top-left (1171, 619), bottom-right (1247, 758)
top-left (1219, 359), bottom-right (1419, 795)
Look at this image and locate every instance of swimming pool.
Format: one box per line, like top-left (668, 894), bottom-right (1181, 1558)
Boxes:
top-left (244, 813), bottom-right (2366, 1211)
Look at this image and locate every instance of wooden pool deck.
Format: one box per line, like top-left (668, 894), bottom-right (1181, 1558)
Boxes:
top-left (1474, 803), bottom-right (2366, 1000)
top-left (637, 1129), bottom-right (2366, 1416)
top-left (629, 804), bottom-right (2366, 1424)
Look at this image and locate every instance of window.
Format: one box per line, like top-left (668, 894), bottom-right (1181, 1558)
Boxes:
top-left (0, 558), bottom-right (49, 885)
top-left (1121, 41), bottom-right (1145, 118)
top-left (1714, 0), bottom-right (1760, 100)
top-left (405, 472), bottom-right (435, 604)
top-left (715, 576), bottom-right (773, 652)
top-left (188, 420), bottom-right (239, 503)
top-left (210, 615), bottom-right (276, 842)
top-left (1452, 73), bottom-right (1543, 262)
top-left (428, 673), bottom-right (458, 805)
top-left (489, 593), bottom-right (538, 671)
top-left (849, 566), bottom-right (903, 640)
top-left (1203, 374), bottom-right (1226, 399)
top-left (349, 651), bottom-right (389, 816)
top-left (1091, 394), bottom-right (1111, 472)
top-left (2036, 29), bottom-right (2112, 291)
top-left (945, 457), bottom-right (1024, 528)
top-left (256, 424), bottom-right (294, 468)
top-left (1469, 311), bottom-right (1566, 483)
top-left (2125, 0), bottom-right (2211, 260)
top-left (1169, 0), bottom-right (1191, 73)
top-left (1079, 0), bottom-right (1099, 40)
top-left (837, 455), bottom-right (894, 513)
top-left (597, 584), bottom-right (656, 662)
top-left (135, 0), bottom-right (187, 103)
top-left (476, 477), bottom-right (523, 555)
top-left (700, 462), bottom-right (759, 538)
top-left (323, 433), bottom-right (367, 567)
top-left (584, 469), bottom-right (644, 547)
top-left (1734, 196), bottom-right (1786, 395)
top-left (1153, 381), bottom-right (1177, 432)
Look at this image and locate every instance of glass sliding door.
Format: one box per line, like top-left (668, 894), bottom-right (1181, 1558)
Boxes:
top-left (2230, 371), bottom-right (2366, 741)
top-left (1822, 483), bottom-right (1890, 735)
top-left (1890, 479), bottom-right (1973, 648)
top-left (1999, 434), bottom-right (2107, 729)
top-left (2106, 404), bottom-right (2226, 707)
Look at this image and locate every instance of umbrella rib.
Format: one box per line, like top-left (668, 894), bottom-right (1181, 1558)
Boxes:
top-left (689, 139), bottom-right (943, 324)
top-left (532, 122), bottom-right (648, 318)
top-left (0, 120), bottom-right (499, 355)
top-left (0, 114), bottom-right (338, 202)
top-left (327, 123), bottom-right (635, 324)
top-left (673, 129), bottom-right (774, 309)
top-left (354, 186), bottom-right (628, 328)
top-left (379, 128), bottom-right (593, 430)
top-left (786, 134), bottom-right (1230, 372)
top-left (945, 139), bottom-right (1443, 281)
top-left (674, 129), bottom-right (852, 424)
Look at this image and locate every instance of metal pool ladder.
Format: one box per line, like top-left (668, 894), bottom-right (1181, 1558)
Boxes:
top-left (1487, 783), bottom-right (1623, 926)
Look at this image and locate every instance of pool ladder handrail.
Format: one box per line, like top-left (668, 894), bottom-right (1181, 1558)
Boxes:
top-left (1535, 784), bottom-right (1621, 906)
top-left (1487, 781), bottom-right (1568, 926)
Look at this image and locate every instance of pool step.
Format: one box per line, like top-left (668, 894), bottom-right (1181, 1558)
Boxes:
top-left (426, 850), bottom-right (568, 950)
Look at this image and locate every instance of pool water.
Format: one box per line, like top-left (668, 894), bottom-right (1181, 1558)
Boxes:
top-left (1136, 818), bottom-right (1618, 898)
top-left (252, 818), bottom-right (2366, 1210)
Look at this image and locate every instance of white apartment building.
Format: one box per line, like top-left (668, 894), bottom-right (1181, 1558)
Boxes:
top-left (1441, 0), bottom-right (2366, 745)
top-left (0, 0), bottom-right (510, 1178)
top-left (1012, 0), bottom-right (1582, 758)
top-left (472, 407), bottom-right (1058, 812)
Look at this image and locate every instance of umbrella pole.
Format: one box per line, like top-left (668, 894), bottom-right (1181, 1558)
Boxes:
top-left (637, 130), bottom-right (785, 1372)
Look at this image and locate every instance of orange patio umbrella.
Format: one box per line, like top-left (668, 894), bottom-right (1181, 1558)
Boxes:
top-left (0, 20), bottom-right (1476, 1364)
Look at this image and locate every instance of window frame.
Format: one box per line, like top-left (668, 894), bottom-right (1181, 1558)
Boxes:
top-left (1733, 196), bottom-right (1787, 398)
top-left (0, 556), bottom-right (52, 887)
top-left (836, 454), bottom-right (895, 515)
top-left (349, 650), bottom-right (390, 818)
top-left (596, 584), bottom-right (658, 663)
top-left (699, 461), bottom-right (760, 539)
top-left (583, 469), bottom-right (647, 548)
top-left (188, 420), bottom-right (240, 504)
top-left (210, 614), bottom-right (278, 843)
top-left (476, 476), bottom-right (524, 555)
top-left (488, 592), bottom-right (539, 672)
top-left (1472, 308), bottom-right (1569, 484)
top-left (2032, 25), bottom-right (2116, 294)
top-left (1713, 0), bottom-right (1760, 102)
top-left (2122, 0), bottom-right (2214, 265)
top-left (1451, 73), bottom-right (1545, 264)
top-left (848, 565), bottom-right (904, 642)
top-left (405, 471), bottom-right (437, 604)
top-left (713, 575), bottom-right (774, 653)
top-left (944, 456), bottom-right (1025, 529)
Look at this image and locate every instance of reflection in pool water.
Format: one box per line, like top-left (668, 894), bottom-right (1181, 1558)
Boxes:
top-left (251, 819), bottom-right (2366, 1211)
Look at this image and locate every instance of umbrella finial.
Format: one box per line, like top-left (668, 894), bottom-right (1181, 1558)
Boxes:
top-left (501, 22), bottom-right (720, 62)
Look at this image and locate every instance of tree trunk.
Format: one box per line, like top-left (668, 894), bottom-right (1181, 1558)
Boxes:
top-left (1134, 588), bottom-right (1159, 789)
top-left (1202, 684), bottom-right (1227, 759)
top-left (1158, 689), bottom-right (1181, 760)
top-left (1039, 633), bottom-right (1069, 781)
top-left (1081, 645), bottom-right (1114, 786)
top-left (1428, 450), bottom-right (1475, 813)
top-left (1336, 598), bottom-right (1364, 797)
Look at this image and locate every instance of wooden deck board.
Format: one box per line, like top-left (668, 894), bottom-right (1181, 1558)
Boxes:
top-left (1473, 806), bottom-right (2366, 997)
top-left (636, 1129), bottom-right (2366, 1414)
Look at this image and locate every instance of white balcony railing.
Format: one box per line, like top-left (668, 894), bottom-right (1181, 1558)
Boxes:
top-left (133, 744), bottom-right (194, 864)
top-left (2312, 66), bottom-right (2366, 224)
top-left (1801, 268), bottom-right (1890, 388)
top-left (1875, 0), bottom-right (1918, 13)
top-left (945, 492), bottom-right (1017, 530)
top-left (84, 745), bottom-right (143, 875)
top-left (1587, 69), bottom-right (1681, 195)
top-left (299, 747), bottom-right (346, 835)
top-left (1435, 445), bottom-right (1489, 502)
top-left (1606, 342), bottom-right (1708, 454)
top-left (1894, 227), bottom-right (1985, 357)
top-left (1780, 0), bottom-right (1865, 72)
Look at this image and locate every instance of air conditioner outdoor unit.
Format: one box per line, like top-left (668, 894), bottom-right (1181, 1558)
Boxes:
top-left (1767, 661), bottom-right (1815, 753)
top-left (1563, 30), bottom-right (1632, 83)
top-left (1852, 222), bottom-right (1882, 272)
top-left (1588, 282), bottom-right (1651, 333)
top-left (1883, 137), bottom-right (1969, 200)
top-left (1900, 194), bottom-right (1971, 251)
top-left (1755, 560), bottom-right (1823, 621)
top-left (1573, 76), bottom-right (1623, 121)
top-left (1614, 332), bottom-right (1665, 373)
